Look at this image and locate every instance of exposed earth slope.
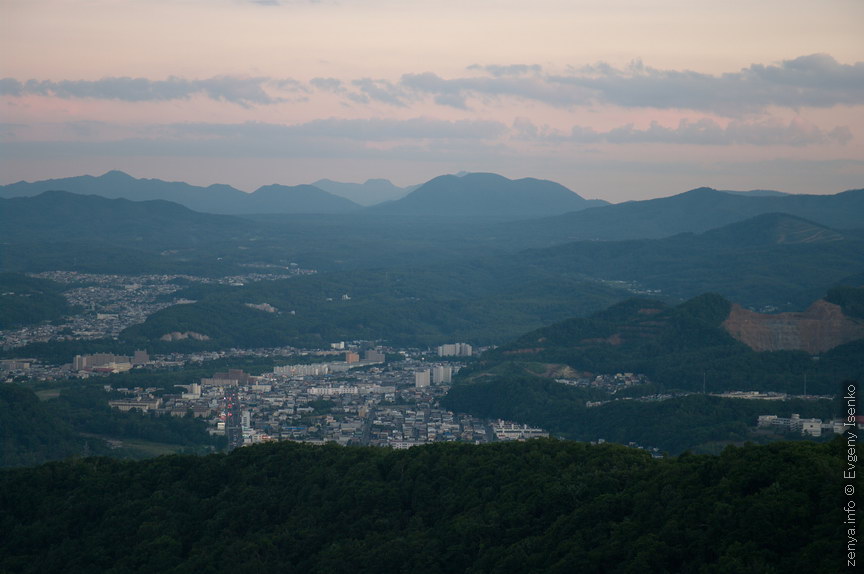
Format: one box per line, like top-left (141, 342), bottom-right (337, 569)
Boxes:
top-left (723, 300), bottom-right (864, 353)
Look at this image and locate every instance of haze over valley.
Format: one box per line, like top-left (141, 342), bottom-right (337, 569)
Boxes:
top-left (2, 1), bottom-right (862, 571)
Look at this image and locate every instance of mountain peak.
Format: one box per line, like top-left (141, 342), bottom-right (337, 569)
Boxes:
top-left (100, 170), bottom-right (135, 180)
top-left (370, 172), bottom-right (593, 219)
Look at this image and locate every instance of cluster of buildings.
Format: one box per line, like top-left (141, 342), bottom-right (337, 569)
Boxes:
top-left (492, 421), bottom-right (549, 441)
top-left (2, 273), bottom-right (183, 349)
top-left (436, 343), bottom-right (473, 357)
top-left (1, 269), bottom-right (312, 350)
top-left (556, 372), bottom-right (651, 393)
top-left (0, 359), bottom-right (31, 372)
top-left (273, 349), bottom-right (386, 377)
top-left (235, 355), bottom-right (492, 447)
top-left (713, 391), bottom-right (790, 400)
top-left (757, 414), bottom-right (847, 437)
top-left (72, 350), bottom-right (150, 373)
top-left (104, 348), bottom-right (543, 450)
top-left (554, 372), bottom-right (688, 408)
top-left (413, 365), bottom-right (453, 387)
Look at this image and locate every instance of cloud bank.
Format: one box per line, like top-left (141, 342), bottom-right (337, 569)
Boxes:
top-left (404, 54), bottom-right (864, 114)
top-left (3, 54), bottom-right (861, 114)
top-left (516, 117), bottom-right (853, 147)
top-left (0, 76), bottom-right (302, 107)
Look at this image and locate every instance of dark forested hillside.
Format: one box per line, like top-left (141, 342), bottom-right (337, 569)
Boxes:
top-left (0, 438), bottom-right (846, 573)
top-left (0, 385), bottom-right (224, 468)
top-left (514, 213), bottom-right (864, 309)
top-left (439, 292), bottom-right (862, 452)
top-left (117, 267), bottom-right (631, 350)
top-left (827, 285), bottom-right (864, 319)
top-left (0, 272), bottom-right (71, 329)
top-left (468, 293), bottom-right (864, 395)
top-left (442, 380), bottom-right (838, 454)
top-left (0, 385), bottom-right (94, 467)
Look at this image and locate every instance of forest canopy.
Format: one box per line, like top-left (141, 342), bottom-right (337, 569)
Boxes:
top-left (0, 438), bottom-right (848, 573)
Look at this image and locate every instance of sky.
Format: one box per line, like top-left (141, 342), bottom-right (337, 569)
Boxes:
top-left (2, 0), bottom-right (863, 202)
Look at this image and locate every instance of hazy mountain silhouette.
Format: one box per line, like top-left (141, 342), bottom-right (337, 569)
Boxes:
top-left (0, 170), bottom-right (240, 208)
top-left (0, 190), bottom-right (249, 243)
top-left (244, 184), bottom-right (361, 213)
top-left (501, 187), bottom-right (864, 244)
top-left (0, 171), bottom-right (361, 215)
top-left (368, 172), bottom-right (607, 219)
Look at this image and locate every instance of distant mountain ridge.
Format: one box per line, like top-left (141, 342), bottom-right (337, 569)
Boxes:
top-left (0, 171), bottom-right (361, 215)
top-left (5, 171), bottom-right (860, 228)
top-left (0, 190), bottom-right (249, 244)
top-left (1, 170), bottom-right (610, 220)
top-left (499, 186), bottom-right (864, 244)
top-left (369, 172), bottom-right (607, 219)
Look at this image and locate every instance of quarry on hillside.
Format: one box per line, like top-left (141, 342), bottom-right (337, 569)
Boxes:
top-left (722, 300), bottom-right (864, 353)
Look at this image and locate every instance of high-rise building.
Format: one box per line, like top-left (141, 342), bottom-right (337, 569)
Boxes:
top-left (201, 369), bottom-right (252, 387)
top-left (432, 365), bottom-right (452, 384)
top-left (415, 370), bottom-right (431, 388)
top-left (437, 343), bottom-right (473, 357)
top-left (364, 349), bottom-right (386, 363)
top-left (274, 363), bottom-right (331, 376)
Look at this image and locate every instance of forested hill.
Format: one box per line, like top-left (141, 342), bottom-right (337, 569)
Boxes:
top-left (0, 272), bottom-right (70, 329)
top-left (470, 291), bottom-right (864, 395)
top-left (0, 438), bottom-right (846, 573)
top-left (0, 385), bottom-right (225, 468)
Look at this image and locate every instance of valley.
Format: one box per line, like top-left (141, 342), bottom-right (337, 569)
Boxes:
top-left (5, 4), bottom-right (861, 570)
top-left (0, 169), bottom-right (861, 573)
top-left (2, 171), bottom-right (861, 466)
